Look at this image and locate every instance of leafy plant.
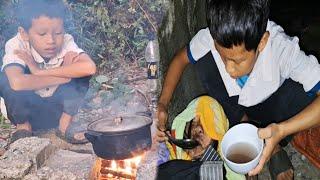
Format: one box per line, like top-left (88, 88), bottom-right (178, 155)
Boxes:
top-left (0, 113), bottom-right (10, 129)
top-left (64, 0), bottom-right (166, 73)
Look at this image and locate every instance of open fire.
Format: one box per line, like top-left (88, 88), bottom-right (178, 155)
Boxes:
top-left (91, 154), bottom-right (144, 180)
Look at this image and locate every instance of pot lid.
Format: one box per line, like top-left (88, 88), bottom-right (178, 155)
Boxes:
top-left (87, 115), bottom-right (152, 133)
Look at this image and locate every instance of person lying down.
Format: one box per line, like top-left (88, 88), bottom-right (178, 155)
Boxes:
top-left (157, 95), bottom-right (246, 180)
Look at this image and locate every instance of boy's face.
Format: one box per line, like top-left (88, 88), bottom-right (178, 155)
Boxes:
top-left (20, 16), bottom-right (65, 59)
top-left (215, 42), bottom-right (258, 79)
top-left (214, 32), bottom-right (269, 79)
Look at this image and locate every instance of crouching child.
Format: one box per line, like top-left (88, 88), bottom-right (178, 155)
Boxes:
top-left (0, 0), bottom-right (96, 143)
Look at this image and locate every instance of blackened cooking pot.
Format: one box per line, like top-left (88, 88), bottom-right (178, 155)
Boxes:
top-left (84, 115), bottom-right (152, 159)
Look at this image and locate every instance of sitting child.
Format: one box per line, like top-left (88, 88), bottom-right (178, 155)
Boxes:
top-left (157, 96), bottom-right (245, 179)
top-left (0, 0), bottom-right (96, 143)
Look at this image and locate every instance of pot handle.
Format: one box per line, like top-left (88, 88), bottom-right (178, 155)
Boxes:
top-left (84, 131), bottom-right (102, 143)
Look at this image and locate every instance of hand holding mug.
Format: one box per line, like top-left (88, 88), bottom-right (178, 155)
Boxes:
top-left (248, 123), bottom-right (284, 176)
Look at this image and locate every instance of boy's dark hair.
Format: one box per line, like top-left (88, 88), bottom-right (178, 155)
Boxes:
top-left (17, 0), bottom-right (67, 30)
top-left (207, 0), bottom-right (270, 51)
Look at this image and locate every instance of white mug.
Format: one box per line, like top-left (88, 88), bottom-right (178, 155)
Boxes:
top-left (221, 123), bottom-right (264, 174)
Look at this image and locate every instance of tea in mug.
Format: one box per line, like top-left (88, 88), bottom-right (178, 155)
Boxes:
top-left (226, 142), bottom-right (258, 164)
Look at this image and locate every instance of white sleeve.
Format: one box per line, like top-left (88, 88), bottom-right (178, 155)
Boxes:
top-left (61, 34), bottom-right (84, 55)
top-left (278, 34), bottom-right (320, 92)
top-left (187, 28), bottom-right (214, 64)
top-left (1, 37), bottom-right (27, 71)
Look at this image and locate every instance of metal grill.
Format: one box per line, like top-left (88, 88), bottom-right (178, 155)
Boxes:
top-left (200, 161), bottom-right (224, 180)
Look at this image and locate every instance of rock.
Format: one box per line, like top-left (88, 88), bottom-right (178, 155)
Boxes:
top-left (4, 137), bottom-right (56, 171)
top-left (23, 167), bottom-right (77, 180)
top-left (68, 143), bottom-right (93, 154)
top-left (0, 148), bottom-right (5, 156)
top-left (136, 121), bottom-right (159, 180)
top-left (97, 108), bottom-right (103, 114)
top-left (0, 137), bottom-right (50, 179)
top-left (111, 77), bottom-right (119, 84)
top-left (44, 149), bottom-right (95, 179)
top-left (0, 139), bottom-right (8, 149)
top-left (92, 96), bottom-right (102, 105)
top-left (0, 155), bottom-right (32, 179)
top-left (136, 142), bottom-right (158, 180)
top-left (95, 75), bottom-right (109, 84)
top-left (285, 144), bottom-right (320, 179)
top-left (0, 137), bottom-right (93, 179)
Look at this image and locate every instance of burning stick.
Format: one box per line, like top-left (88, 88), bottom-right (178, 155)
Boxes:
top-left (101, 160), bottom-right (112, 167)
top-left (100, 168), bottom-right (136, 179)
top-left (92, 155), bottom-right (143, 180)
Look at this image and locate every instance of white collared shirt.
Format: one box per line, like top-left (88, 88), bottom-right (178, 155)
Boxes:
top-left (2, 33), bottom-right (84, 97)
top-left (188, 20), bottom-right (320, 107)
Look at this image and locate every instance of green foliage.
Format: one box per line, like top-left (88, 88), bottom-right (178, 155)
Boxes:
top-left (95, 75), bottom-right (109, 84)
top-left (0, 113), bottom-right (10, 129)
top-left (0, 1), bottom-right (19, 64)
top-left (64, 0), bottom-right (166, 72)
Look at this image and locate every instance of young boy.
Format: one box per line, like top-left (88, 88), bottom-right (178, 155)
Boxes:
top-left (0, 0), bottom-right (96, 143)
top-left (157, 0), bottom-right (320, 179)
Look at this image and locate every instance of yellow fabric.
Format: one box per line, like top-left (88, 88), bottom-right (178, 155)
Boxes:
top-left (196, 96), bottom-right (229, 142)
top-left (171, 97), bottom-right (198, 159)
top-left (165, 141), bottom-right (191, 160)
top-left (166, 95), bottom-right (245, 180)
top-left (196, 96), bottom-right (229, 155)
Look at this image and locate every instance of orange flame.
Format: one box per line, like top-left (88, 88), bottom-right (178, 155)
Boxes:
top-left (97, 154), bottom-right (144, 180)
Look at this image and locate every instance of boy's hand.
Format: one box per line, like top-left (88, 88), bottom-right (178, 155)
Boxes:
top-left (155, 129), bottom-right (169, 142)
top-left (156, 102), bottom-right (168, 142)
top-left (14, 50), bottom-right (40, 74)
top-left (157, 103), bottom-right (168, 131)
top-left (63, 51), bottom-right (79, 66)
top-left (248, 123), bottom-right (284, 176)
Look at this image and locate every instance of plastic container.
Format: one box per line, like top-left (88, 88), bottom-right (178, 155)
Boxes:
top-left (145, 39), bottom-right (160, 109)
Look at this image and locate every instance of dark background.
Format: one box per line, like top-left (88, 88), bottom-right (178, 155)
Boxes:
top-left (270, 0), bottom-right (320, 57)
